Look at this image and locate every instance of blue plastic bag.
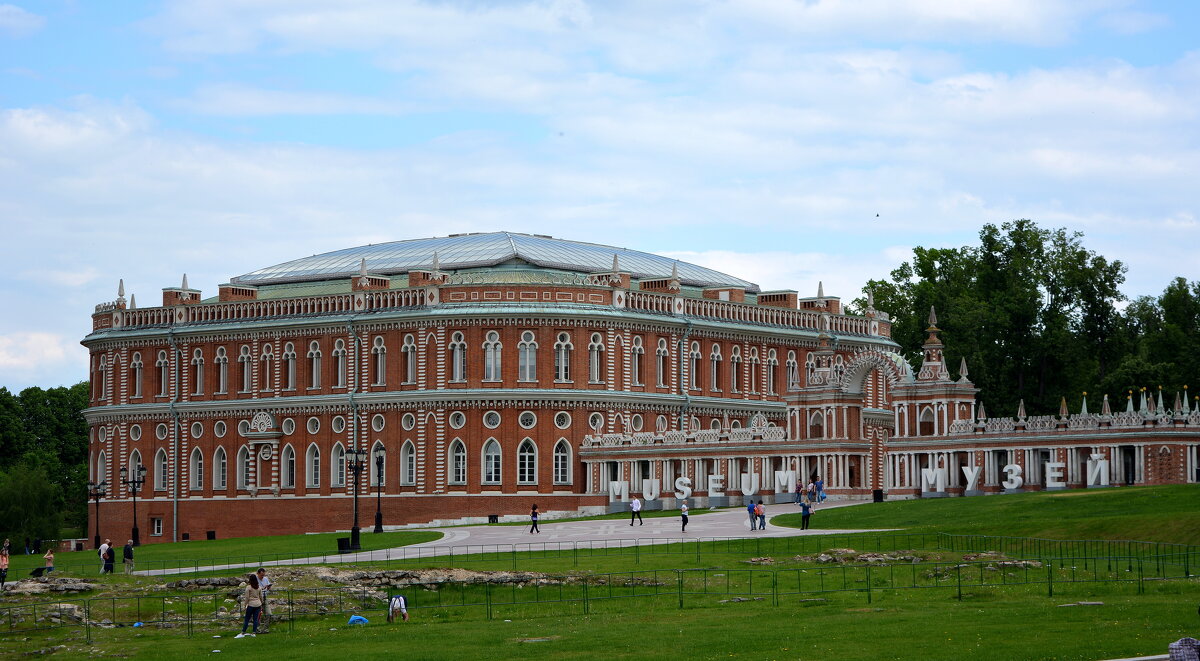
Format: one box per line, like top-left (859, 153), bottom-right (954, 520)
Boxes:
top-left (348, 615), bottom-right (368, 625)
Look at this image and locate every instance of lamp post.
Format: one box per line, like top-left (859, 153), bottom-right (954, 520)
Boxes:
top-left (373, 448), bottom-right (385, 533)
top-left (347, 447), bottom-right (366, 551)
top-left (120, 464), bottom-right (147, 546)
top-left (87, 480), bottom-right (108, 549)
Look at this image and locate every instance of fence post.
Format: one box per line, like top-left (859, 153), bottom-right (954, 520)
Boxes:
top-left (288, 589), bottom-right (294, 633)
top-left (574, 544), bottom-right (578, 568)
top-left (772, 570), bottom-right (779, 607)
top-left (1137, 558), bottom-right (1144, 594)
top-left (866, 565), bottom-right (872, 604)
top-left (582, 577), bottom-right (590, 615)
top-left (635, 539), bottom-right (640, 566)
top-left (486, 582), bottom-right (493, 620)
top-left (1046, 561), bottom-right (1053, 598)
top-left (677, 570), bottom-right (684, 610)
top-left (85, 599), bottom-right (91, 644)
top-left (956, 564), bottom-right (962, 601)
top-left (186, 596), bottom-right (192, 638)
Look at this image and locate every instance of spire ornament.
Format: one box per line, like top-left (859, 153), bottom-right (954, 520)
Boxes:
top-left (1080, 392), bottom-right (1088, 415)
top-left (129, 293), bottom-right (137, 309)
top-left (1101, 393), bottom-right (1112, 417)
top-left (181, 273), bottom-right (189, 290)
top-left (817, 281), bottom-right (824, 298)
top-left (1017, 399), bottom-right (1026, 421)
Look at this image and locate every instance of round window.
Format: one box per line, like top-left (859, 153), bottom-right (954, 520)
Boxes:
top-left (129, 424), bottom-right (142, 441)
top-left (238, 420), bottom-right (251, 436)
top-left (402, 413), bottom-right (416, 431)
top-left (589, 412), bottom-right (604, 431)
top-left (214, 421), bottom-right (227, 438)
top-left (281, 418), bottom-right (295, 435)
top-left (554, 411), bottom-right (571, 429)
top-left (449, 411), bottom-right (466, 429)
top-left (98, 427), bottom-right (107, 443)
top-left (156, 423), bottom-right (168, 440)
top-left (191, 422), bottom-right (203, 438)
top-left (331, 416), bottom-right (346, 433)
top-left (483, 411), bottom-right (501, 429)
top-left (518, 411), bottom-right (537, 429)
top-left (307, 417), bottom-right (321, 434)
top-left (372, 414), bottom-right (386, 432)
top-left (631, 414), bottom-right (643, 432)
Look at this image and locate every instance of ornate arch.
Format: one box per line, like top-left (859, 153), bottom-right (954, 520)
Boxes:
top-left (839, 349), bottom-right (910, 395)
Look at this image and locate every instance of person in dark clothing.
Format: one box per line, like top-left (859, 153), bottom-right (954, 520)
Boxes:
top-left (123, 541), bottom-right (135, 573)
top-left (801, 500), bottom-right (813, 530)
top-left (529, 504), bottom-right (540, 534)
top-left (102, 545), bottom-right (115, 574)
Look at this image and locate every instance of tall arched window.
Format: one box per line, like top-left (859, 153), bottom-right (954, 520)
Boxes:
top-left (450, 440), bottom-right (466, 484)
top-left (710, 344), bottom-right (722, 390)
top-left (215, 347), bottom-right (228, 393)
top-left (370, 441), bottom-right (386, 486)
top-left (96, 450), bottom-right (108, 484)
top-left (518, 331), bottom-right (538, 382)
top-left (333, 339), bottom-right (347, 388)
top-left (748, 347), bottom-right (760, 393)
top-left (306, 444), bottom-right (320, 488)
top-left (483, 439), bottom-right (501, 484)
top-left (517, 439), bottom-right (537, 484)
top-left (630, 336), bottom-right (645, 386)
top-left (786, 351), bottom-right (799, 390)
top-left (689, 341), bottom-right (701, 390)
top-left (97, 355), bottom-right (108, 400)
top-left (372, 336), bottom-right (387, 385)
top-left (918, 407), bottom-right (935, 436)
top-left (449, 332), bottom-right (467, 382)
top-left (237, 446), bottom-right (251, 489)
top-left (238, 345), bottom-right (252, 392)
top-left (402, 334), bottom-right (417, 384)
top-left (588, 333), bottom-right (604, 383)
top-left (130, 352), bottom-right (143, 398)
top-left (283, 342), bottom-right (297, 391)
top-left (154, 448), bottom-right (169, 490)
top-left (307, 341), bottom-right (322, 389)
top-left (156, 350), bottom-right (169, 396)
top-left (483, 331), bottom-right (502, 381)
top-left (191, 349), bottom-right (204, 395)
top-left (213, 447), bottom-right (227, 490)
top-left (553, 439), bottom-right (571, 484)
top-left (279, 444), bottom-right (295, 488)
top-left (401, 441), bottom-right (416, 485)
top-left (190, 447), bottom-right (204, 490)
top-left (766, 349), bottom-right (778, 395)
top-left (260, 345), bottom-right (275, 392)
top-left (808, 411), bottom-right (825, 439)
top-left (554, 332), bottom-right (572, 382)
top-left (656, 338), bottom-right (669, 387)
top-left (331, 443), bottom-right (346, 488)
top-left (128, 450), bottom-right (143, 494)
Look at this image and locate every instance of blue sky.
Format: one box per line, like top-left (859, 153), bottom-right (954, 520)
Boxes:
top-left (1, 0), bottom-right (1198, 390)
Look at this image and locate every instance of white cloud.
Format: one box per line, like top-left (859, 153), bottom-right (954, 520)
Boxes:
top-left (0, 4), bottom-right (43, 37)
top-left (0, 332), bottom-right (78, 373)
top-left (179, 84), bottom-right (409, 116)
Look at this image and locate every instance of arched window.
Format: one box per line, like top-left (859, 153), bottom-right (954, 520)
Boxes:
top-left (283, 342), bottom-right (297, 391)
top-left (307, 341), bottom-right (322, 389)
top-left (401, 441), bottom-right (416, 485)
top-left (156, 350), bottom-right (169, 396)
top-left (333, 339), bottom-right (347, 388)
top-left (656, 338), bottom-right (669, 387)
top-left (808, 411), bottom-right (825, 439)
top-left (260, 345), bottom-right (274, 392)
top-left (748, 347), bottom-right (760, 393)
top-left (402, 334), bottom-right (416, 384)
top-left (130, 352), bottom-right (143, 398)
top-left (281, 444), bottom-right (296, 488)
top-left (766, 349), bottom-right (778, 395)
top-left (554, 332), bottom-right (572, 382)
top-left (786, 351), bottom-right (799, 391)
top-left (370, 441), bottom-right (386, 486)
top-left (518, 331), bottom-right (538, 382)
top-left (730, 346), bottom-right (742, 393)
top-left (238, 345), bottom-right (252, 392)
top-left (553, 439), bottom-right (571, 484)
top-left (449, 332), bottom-right (467, 382)
top-left (631, 336), bottom-right (645, 386)
top-left (919, 407), bottom-right (935, 436)
top-left (372, 336), bottom-right (387, 385)
top-left (588, 333), bottom-right (604, 383)
top-left (483, 331), bottom-right (502, 381)
top-left (213, 447), bottom-right (227, 490)
top-left (154, 448), bottom-right (169, 490)
top-left (237, 446), bottom-right (251, 489)
top-left (517, 439), bottom-right (537, 484)
top-left (449, 439), bottom-right (466, 484)
top-left (191, 349), bottom-right (204, 395)
top-left (689, 341), bottom-right (701, 390)
top-left (214, 347), bottom-right (228, 393)
top-left (483, 439), bottom-right (501, 484)
top-left (96, 450), bottom-right (108, 484)
top-left (710, 344), bottom-right (722, 391)
top-left (97, 355), bottom-right (108, 400)
top-left (190, 447), bottom-right (204, 490)
top-left (128, 450), bottom-right (143, 495)
top-left (306, 444), bottom-right (320, 488)
top-left (331, 443), bottom-right (346, 488)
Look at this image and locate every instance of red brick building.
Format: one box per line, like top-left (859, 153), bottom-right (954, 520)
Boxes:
top-left (83, 233), bottom-right (1200, 542)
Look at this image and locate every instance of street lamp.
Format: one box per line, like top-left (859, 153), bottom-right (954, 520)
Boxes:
top-left (87, 480), bottom-right (108, 549)
top-left (373, 448), bottom-right (385, 533)
top-left (120, 464), bottom-right (147, 546)
top-left (346, 447), bottom-right (366, 551)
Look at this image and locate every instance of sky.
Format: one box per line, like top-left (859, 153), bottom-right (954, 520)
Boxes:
top-left (1, 0), bottom-right (1198, 391)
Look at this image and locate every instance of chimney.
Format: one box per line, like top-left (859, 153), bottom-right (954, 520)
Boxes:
top-left (162, 274), bottom-right (202, 306)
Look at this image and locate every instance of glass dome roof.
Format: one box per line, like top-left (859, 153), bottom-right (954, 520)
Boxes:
top-left (231, 232), bottom-right (760, 292)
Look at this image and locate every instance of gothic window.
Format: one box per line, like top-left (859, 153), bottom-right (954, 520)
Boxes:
top-left (97, 355), bottom-right (108, 400)
top-left (808, 411), bottom-right (824, 439)
top-left (190, 447), bottom-right (203, 490)
top-left (331, 443), bottom-right (346, 488)
top-left (748, 347), bottom-right (760, 393)
top-left (215, 347), bottom-right (228, 394)
top-left (281, 445), bottom-right (296, 488)
top-left (450, 440), bottom-right (466, 485)
top-left (630, 336), bottom-right (645, 386)
top-left (766, 349), bottom-right (778, 395)
top-left (370, 441), bottom-right (386, 486)
top-left (554, 332), bottom-right (573, 382)
top-left (710, 344), bottom-right (722, 391)
top-left (261, 346), bottom-right (275, 392)
top-left (236, 446), bottom-right (251, 489)
top-left (96, 451), bottom-right (107, 484)
top-left (588, 333), bottom-right (604, 383)
top-left (283, 342), bottom-right (297, 391)
top-left (517, 439), bottom-right (537, 484)
top-left (333, 339), bottom-right (347, 388)
top-left (689, 341), bottom-right (701, 390)
top-left (483, 439), bottom-right (502, 484)
top-left (307, 341), bottom-right (322, 389)
top-left (156, 350), bottom-right (169, 397)
top-left (236, 345), bottom-right (252, 392)
top-left (154, 448), bottom-right (169, 490)
top-left (213, 447), bottom-right (227, 490)
top-left (786, 351), bottom-right (799, 391)
top-left (372, 336), bottom-right (387, 385)
top-left (730, 346), bottom-right (742, 393)
top-left (919, 407), bottom-right (935, 436)
top-left (483, 331), bottom-right (502, 382)
top-left (306, 444), bottom-right (320, 488)
top-left (127, 450), bottom-right (143, 494)
top-left (656, 338), bottom-right (669, 387)
top-left (401, 441), bottom-right (416, 485)
top-left (130, 352), bottom-right (143, 398)
top-left (553, 439), bottom-right (571, 484)
top-left (402, 334), bottom-right (417, 384)
top-left (449, 332), bottom-right (467, 382)
top-left (191, 349), bottom-right (204, 395)
top-left (518, 331), bottom-right (538, 382)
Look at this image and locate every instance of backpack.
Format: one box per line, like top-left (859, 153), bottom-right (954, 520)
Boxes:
top-left (754, 504), bottom-right (764, 516)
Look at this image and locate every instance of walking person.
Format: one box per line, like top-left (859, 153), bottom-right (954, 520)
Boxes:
top-left (102, 541), bottom-right (115, 575)
top-left (123, 540), bottom-right (135, 574)
top-left (794, 478), bottom-right (804, 504)
top-left (236, 573), bottom-right (263, 638)
top-left (806, 478), bottom-right (816, 503)
top-left (256, 568), bottom-right (273, 632)
top-left (680, 500), bottom-right (689, 533)
top-left (801, 500), bottom-right (813, 530)
top-left (98, 539), bottom-right (110, 575)
top-left (815, 476), bottom-right (826, 502)
top-left (630, 496), bottom-right (643, 526)
top-left (746, 499), bottom-right (758, 530)
top-left (42, 548), bottom-right (55, 575)
top-left (755, 500), bottom-right (766, 530)
top-left (529, 503), bottom-right (540, 534)
top-left (1, 539), bottom-right (10, 591)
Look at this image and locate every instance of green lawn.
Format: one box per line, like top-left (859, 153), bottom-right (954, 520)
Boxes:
top-left (773, 484), bottom-right (1200, 545)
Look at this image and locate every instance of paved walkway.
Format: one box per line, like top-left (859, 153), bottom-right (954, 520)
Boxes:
top-left (142, 500), bottom-right (890, 577)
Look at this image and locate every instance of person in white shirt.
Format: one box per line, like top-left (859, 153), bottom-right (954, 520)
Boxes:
top-left (98, 539), bottom-right (110, 575)
top-left (388, 594), bottom-right (409, 623)
top-left (630, 497), bottom-right (643, 526)
top-left (255, 568), bottom-right (273, 633)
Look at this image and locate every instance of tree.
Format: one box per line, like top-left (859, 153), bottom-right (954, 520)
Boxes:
top-left (0, 462), bottom-right (64, 545)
